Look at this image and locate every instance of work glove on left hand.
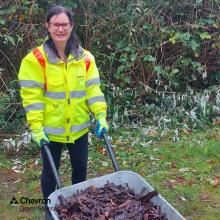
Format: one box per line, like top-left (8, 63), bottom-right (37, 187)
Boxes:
top-left (32, 128), bottom-right (50, 147)
top-left (94, 114), bottom-right (108, 138)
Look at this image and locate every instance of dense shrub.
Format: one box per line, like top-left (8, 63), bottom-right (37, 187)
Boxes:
top-left (78, 0), bottom-right (220, 91)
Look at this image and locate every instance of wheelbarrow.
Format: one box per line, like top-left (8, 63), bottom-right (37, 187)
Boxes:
top-left (44, 133), bottom-right (186, 220)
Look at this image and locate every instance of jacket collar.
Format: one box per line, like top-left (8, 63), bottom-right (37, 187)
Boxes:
top-left (43, 42), bottom-right (85, 64)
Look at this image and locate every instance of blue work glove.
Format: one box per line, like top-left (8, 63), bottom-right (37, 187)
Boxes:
top-left (32, 128), bottom-right (50, 147)
top-left (94, 114), bottom-right (108, 138)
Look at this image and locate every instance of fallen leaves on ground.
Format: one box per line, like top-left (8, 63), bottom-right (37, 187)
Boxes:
top-left (171, 161), bottom-right (177, 169)
top-left (199, 194), bottom-right (210, 202)
top-left (207, 176), bottom-right (219, 187)
top-left (206, 159), bottom-right (217, 164)
top-left (213, 176), bottom-right (219, 187)
top-left (98, 147), bottom-right (107, 156)
top-left (164, 176), bottom-right (187, 188)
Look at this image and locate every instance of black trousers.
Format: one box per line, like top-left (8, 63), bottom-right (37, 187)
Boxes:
top-left (40, 133), bottom-right (88, 200)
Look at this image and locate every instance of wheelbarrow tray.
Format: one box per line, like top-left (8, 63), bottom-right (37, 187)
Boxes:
top-left (48, 170), bottom-right (185, 220)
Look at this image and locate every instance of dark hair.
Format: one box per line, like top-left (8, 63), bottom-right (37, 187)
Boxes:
top-left (45, 5), bottom-right (79, 58)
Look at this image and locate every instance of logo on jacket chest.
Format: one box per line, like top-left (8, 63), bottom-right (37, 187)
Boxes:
top-left (76, 75), bottom-right (85, 80)
top-left (75, 73), bottom-right (86, 88)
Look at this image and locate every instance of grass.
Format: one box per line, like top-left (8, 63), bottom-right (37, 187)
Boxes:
top-left (0, 125), bottom-right (219, 220)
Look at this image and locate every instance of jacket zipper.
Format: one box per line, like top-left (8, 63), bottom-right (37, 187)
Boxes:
top-left (64, 63), bottom-right (71, 141)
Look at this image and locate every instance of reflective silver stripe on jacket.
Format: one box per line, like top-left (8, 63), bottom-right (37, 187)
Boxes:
top-left (71, 121), bottom-right (91, 132)
top-left (86, 77), bottom-right (100, 87)
top-left (44, 127), bottom-right (65, 135)
top-left (19, 80), bottom-right (44, 89)
top-left (87, 96), bottom-right (105, 105)
top-left (45, 91), bottom-right (66, 99)
top-left (24, 103), bottom-right (44, 113)
top-left (70, 91), bottom-right (86, 98)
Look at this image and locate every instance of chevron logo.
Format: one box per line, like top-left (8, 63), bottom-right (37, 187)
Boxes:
top-left (10, 197), bottom-right (19, 204)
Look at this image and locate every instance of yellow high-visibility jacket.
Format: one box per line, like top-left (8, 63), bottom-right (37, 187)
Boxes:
top-left (18, 43), bottom-right (107, 143)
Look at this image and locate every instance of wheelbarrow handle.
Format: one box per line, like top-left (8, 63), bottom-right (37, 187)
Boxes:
top-left (102, 133), bottom-right (120, 172)
top-left (42, 144), bottom-right (62, 189)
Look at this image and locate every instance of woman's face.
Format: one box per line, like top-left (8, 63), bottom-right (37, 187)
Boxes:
top-left (46, 12), bottom-right (73, 45)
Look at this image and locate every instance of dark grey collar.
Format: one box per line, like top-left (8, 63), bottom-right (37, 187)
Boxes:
top-left (43, 42), bottom-right (85, 64)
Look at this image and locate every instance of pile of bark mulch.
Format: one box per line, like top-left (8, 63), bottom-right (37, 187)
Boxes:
top-left (55, 182), bottom-right (167, 220)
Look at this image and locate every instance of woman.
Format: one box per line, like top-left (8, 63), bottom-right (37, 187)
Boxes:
top-left (18, 5), bottom-right (108, 219)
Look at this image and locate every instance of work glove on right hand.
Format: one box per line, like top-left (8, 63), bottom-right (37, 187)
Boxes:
top-left (32, 128), bottom-right (50, 147)
top-left (95, 114), bottom-right (108, 138)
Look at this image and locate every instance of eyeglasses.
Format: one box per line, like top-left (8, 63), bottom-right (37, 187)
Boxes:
top-left (48, 22), bottom-right (72, 30)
